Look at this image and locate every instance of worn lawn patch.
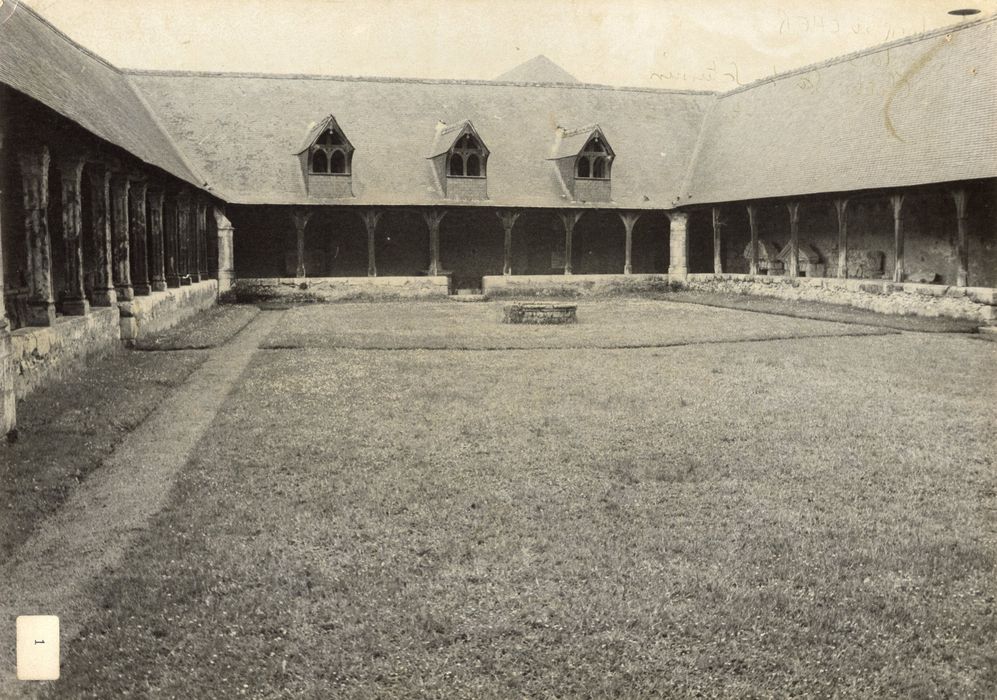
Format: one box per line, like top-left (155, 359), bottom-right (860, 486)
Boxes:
top-left (47, 313), bottom-right (996, 697)
top-left (132, 305), bottom-right (260, 351)
top-left (0, 349), bottom-right (206, 562)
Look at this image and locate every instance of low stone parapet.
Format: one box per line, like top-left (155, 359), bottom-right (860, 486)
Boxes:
top-left (483, 274), bottom-right (671, 298)
top-left (119, 280), bottom-right (218, 342)
top-left (233, 276), bottom-right (450, 303)
top-left (9, 307), bottom-right (120, 399)
top-left (682, 273), bottom-right (996, 323)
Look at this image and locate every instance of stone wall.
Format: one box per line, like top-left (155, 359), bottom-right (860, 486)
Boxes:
top-left (682, 273), bottom-right (997, 323)
top-left (9, 306), bottom-right (120, 399)
top-left (233, 276), bottom-right (449, 302)
top-left (119, 280), bottom-right (218, 342)
top-left (483, 274), bottom-right (671, 298)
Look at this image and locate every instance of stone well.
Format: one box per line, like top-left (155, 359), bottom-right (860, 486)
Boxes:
top-left (502, 302), bottom-right (577, 324)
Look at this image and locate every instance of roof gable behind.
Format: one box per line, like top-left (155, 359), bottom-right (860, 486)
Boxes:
top-left (550, 125), bottom-right (614, 160)
top-left (428, 120), bottom-right (489, 158)
top-left (494, 55), bottom-right (580, 84)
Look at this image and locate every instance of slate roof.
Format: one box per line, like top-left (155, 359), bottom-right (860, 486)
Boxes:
top-left (681, 16), bottom-right (997, 206)
top-left (126, 70), bottom-right (713, 208)
top-left (1, 4), bottom-right (994, 211)
top-left (0, 3), bottom-right (204, 189)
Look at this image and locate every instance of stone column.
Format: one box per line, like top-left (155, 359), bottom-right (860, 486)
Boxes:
top-left (164, 194), bottom-right (180, 287)
top-left (423, 209), bottom-right (446, 276)
top-left (667, 210), bottom-right (689, 278)
top-left (57, 154), bottom-right (90, 315)
top-left (0, 126), bottom-right (15, 438)
top-left (87, 166), bottom-right (117, 306)
top-left (291, 208), bottom-right (312, 278)
top-left (746, 205), bottom-right (759, 276)
top-left (359, 209), bottom-right (382, 278)
top-left (148, 188), bottom-right (167, 291)
top-left (18, 144), bottom-right (57, 325)
top-left (712, 207), bottom-right (723, 274)
top-left (951, 189), bottom-right (969, 287)
top-left (786, 202), bottom-right (800, 278)
top-left (189, 197), bottom-right (203, 283)
top-left (834, 198), bottom-right (849, 279)
top-left (129, 180), bottom-right (151, 295)
top-left (110, 175), bottom-right (134, 300)
top-left (195, 197), bottom-right (208, 282)
top-left (559, 211), bottom-right (582, 275)
top-left (213, 206), bottom-right (235, 293)
top-left (497, 210), bottom-right (520, 276)
top-left (890, 194), bottom-right (905, 283)
top-left (176, 190), bottom-right (191, 285)
top-left (620, 212), bottom-right (639, 275)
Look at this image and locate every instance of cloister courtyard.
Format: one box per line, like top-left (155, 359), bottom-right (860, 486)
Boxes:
top-left (1, 295), bottom-right (994, 697)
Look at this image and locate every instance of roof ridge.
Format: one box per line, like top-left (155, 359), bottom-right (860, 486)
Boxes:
top-left (123, 68), bottom-right (717, 96)
top-left (16, 1), bottom-right (123, 74)
top-left (718, 12), bottom-right (996, 99)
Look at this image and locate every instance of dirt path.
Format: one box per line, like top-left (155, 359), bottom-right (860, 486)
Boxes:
top-left (0, 310), bottom-right (282, 696)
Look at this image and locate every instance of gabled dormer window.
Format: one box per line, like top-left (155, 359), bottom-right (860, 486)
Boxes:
top-left (428, 120), bottom-right (490, 200)
top-left (310, 127), bottom-right (352, 175)
top-left (447, 133), bottom-right (487, 178)
top-left (295, 115), bottom-right (355, 198)
top-left (548, 125), bottom-right (615, 202)
top-left (575, 135), bottom-right (611, 180)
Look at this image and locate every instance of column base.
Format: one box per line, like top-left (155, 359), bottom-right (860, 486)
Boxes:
top-left (26, 302), bottom-right (57, 326)
top-left (62, 299), bottom-right (91, 316)
top-left (165, 275), bottom-right (181, 288)
top-left (91, 287), bottom-right (118, 307)
top-left (151, 278), bottom-right (168, 292)
top-left (624, 265), bottom-right (632, 275)
top-left (180, 277), bottom-right (192, 286)
top-left (133, 284), bottom-right (152, 296)
top-left (668, 266), bottom-right (688, 278)
top-left (190, 272), bottom-right (203, 283)
top-left (116, 285), bottom-right (135, 302)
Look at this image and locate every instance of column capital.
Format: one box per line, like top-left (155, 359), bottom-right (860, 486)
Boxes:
top-left (421, 207), bottom-right (448, 228)
top-left (54, 151), bottom-right (87, 177)
top-left (786, 200), bottom-right (800, 223)
top-left (619, 210), bottom-right (642, 230)
top-left (358, 207), bottom-right (382, 232)
top-left (147, 187), bottom-right (166, 206)
top-left (213, 204), bottom-right (233, 230)
top-left (496, 209), bottom-right (520, 230)
top-left (950, 189), bottom-right (968, 219)
top-left (110, 171), bottom-right (132, 191)
top-left (291, 206), bottom-right (312, 232)
top-left (665, 209), bottom-right (688, 225)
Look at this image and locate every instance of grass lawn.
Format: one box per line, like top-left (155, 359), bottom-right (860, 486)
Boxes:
top-left (37, 300), bottom-right (997, 697)
top-left (0, 349), bottom-right (206, 562)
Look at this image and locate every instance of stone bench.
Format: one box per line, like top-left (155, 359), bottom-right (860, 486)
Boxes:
top-left (502, 302), bottom-right (577, 324)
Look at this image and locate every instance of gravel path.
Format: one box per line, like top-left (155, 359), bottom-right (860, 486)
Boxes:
top-left (0, 310), bottom-right (282, 696)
